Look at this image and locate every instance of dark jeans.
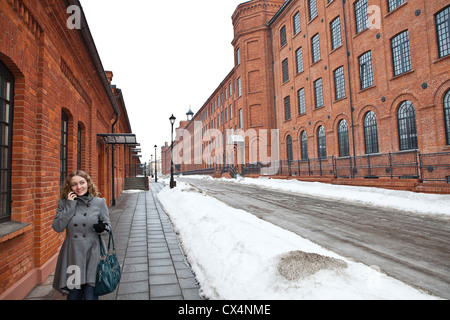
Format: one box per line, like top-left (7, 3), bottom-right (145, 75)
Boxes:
top-left (67, 284), bottom-right (98, 300)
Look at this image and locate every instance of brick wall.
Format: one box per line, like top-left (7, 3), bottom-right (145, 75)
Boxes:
top-left (0, 0), bottom-right (135, 298)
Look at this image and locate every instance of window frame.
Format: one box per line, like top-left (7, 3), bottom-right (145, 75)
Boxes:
top-left (338, 119), bottom-right (350, 157)
top-left (333, 66), bottom-right (346, 100)
top-left (0, 60), bottom-right (14, 223)
top-left (397, 100), bottom-right (418, 151)
top-left (436, 6), bottom-right (450, 58)
top-left (391, 30), bottom-right (412, 76)
top-left (354, 0), bottom-right (369, 34)
top-left (359, 51), bottom-right (374, 90)
top-left (60, 111), bottom-right (68, 187)
top-left (330, 16), bottom-right (342, 50)
top-left (444, 90), bottom-right (450, 145)
top-left (317, 126), bottom-right (327, 158)
top-left (364, 111), bottom-right (379, 154)
top-left (282, 58), bottom-right (289, 83)
top-left (286, 135), bottom-right (293, 161)
top-left (284, 96), bottom-right (291, 121)
top-left (301, 131), bottom-right (308, 160)
top-left (293, 11), bottom-right (301, 35)
top-left (314, 78), bottom-right (324, 108)
top-left (311, 33), bottom-right (321, 63)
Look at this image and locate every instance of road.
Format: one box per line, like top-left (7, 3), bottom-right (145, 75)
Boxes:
top-left (178, 177), bottom-right (450, 299)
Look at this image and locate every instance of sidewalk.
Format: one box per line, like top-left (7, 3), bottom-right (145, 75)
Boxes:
top-left (25, 181), bottom-right (203, 300)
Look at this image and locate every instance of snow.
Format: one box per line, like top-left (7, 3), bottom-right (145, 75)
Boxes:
top-left (156, 176), bottom-right (447, 300)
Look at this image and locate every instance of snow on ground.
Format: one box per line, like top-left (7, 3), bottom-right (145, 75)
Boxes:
top-left (157, 177), bottom-right (444, 300)
top-left (184, 175), bottom-right (450, 218)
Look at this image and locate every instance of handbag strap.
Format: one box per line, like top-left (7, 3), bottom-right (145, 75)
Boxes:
top-left (98, 234), bottom-right (107, 258)
top-left (106, 230), bottom-right (116, 253)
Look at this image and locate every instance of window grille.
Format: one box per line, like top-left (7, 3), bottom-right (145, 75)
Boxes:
top-left (398, 101), bottom-right (418, 150)
top-left (436, 6), bottom-right (450, 58)
top-left (359, 51), bottom-right (374, 89)
top-left (391, 30), bottom-right (412, 76)
top-left (364, 111), bottom-right (379, 154)
top-left (330, 16), bottom-right (342, 50)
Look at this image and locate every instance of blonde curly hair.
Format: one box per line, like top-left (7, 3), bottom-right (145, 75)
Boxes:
top-left (60, 170), bottom-right (99, 199)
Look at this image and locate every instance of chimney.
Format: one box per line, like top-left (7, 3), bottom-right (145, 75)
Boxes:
top-left (105, 71), bottom-right (114, 84)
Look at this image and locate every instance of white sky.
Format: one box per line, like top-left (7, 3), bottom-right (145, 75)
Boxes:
top-left (80, 0), bottom-right (247, 164)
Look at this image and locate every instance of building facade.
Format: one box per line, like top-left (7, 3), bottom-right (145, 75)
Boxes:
top-left (0, 0), bottom-right (138, 299)
top-left (166, 0), bottom-right (450, 190)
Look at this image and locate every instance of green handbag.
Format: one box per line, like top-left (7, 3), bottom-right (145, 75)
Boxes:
top-left (95, 230), bottom-right (121, 296)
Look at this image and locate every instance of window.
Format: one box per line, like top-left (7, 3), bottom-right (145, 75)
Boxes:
top-left (280, 26), bottom-right (287, 47)
top-left (398, 101), bottom-right (418, 150)
top-left (388, 0), bottom-right (405, 12)
top-left (364, 111), bottom-right (379, 154)
top-left (308, 0), bottom-right (318, 20)
top-left (301, 131), bottom-right (308, 160)
top-left (0, 60), bottom-right (14, 223)
top-left (359, 51), bottom-right (374, 89)
top-left (334, 66), bottom-right (346, 100)
top-left (314, 78), bottom-right (324, 108)
top-left (330, 16), bottom-right (342, 50)
top-left (436, 6), bottom-right (450, 58)
top-left (236, 48), bottom-right (241, 66)
top-left (60, 111), bottom-right (69, 187)
top-left (239, 108), bottom-right (243, 129)
top-left (237, 77), bottom-right (242, 97)
top-left (230, 104), bottom-right (233, 120)
top-left (391, 30), bottom-right (412, 76)
top-left (317, 126), bottom-right (327, 158)
top-left (286, 135), bottom-right (293, 161)
top-left (355, 0), bottom-right (368, 34)
top-left (311, 33), bottom-right (321, 63)
top-left (282, 58), bottom-right (289, 83)
top-left (338, 120), bottom-right (350, 157)
top-left (297, 88), bottom-right (306, 115)
top-left (445, 91), bottom-right (450, 145)
top-left (284, 96), bottom-right (291, 121)
top-left (77, 124), bottom-right (82, 170)
top-left (293, 12), bottom-right (301, 35)
top-left (295, 47), bottom-right (304, 74)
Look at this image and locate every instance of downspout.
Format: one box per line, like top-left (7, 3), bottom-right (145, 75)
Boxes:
top-left (342, 0), bottom-right (357, 172)
top-left (111, 90), bottom-right (122, 206)
top-left (267, 2), bottom-right (277, 130)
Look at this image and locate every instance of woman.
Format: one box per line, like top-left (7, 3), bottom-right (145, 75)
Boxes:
top-left (52, 170), bottom-right (110, 300)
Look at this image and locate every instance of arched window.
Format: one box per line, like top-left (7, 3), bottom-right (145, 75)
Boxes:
top-left (364, 111), bottom-right (379, 154)
top-left (301, 131), bottom-right (308, 160)
top-left (444, 90), bottom-right (450, 145)
top-left (398, 101), bottom-right (418, 150)
top-left (0, 60), bottom-right (14, 223)
top-left (338, 120), bottom-right (350, 157)
top-left (317, 126), bottom-right (327, 158)
top-left (286, 135), bottom-right (293, 161)
top-left (60, 111), bottom-right (69, 187)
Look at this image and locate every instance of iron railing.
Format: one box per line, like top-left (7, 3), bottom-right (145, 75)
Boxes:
top-left (180, 151), bottom-right (450, 183)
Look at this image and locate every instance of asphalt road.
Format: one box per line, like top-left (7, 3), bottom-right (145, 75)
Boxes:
top-left (178, 177), bottom-right (450, 299)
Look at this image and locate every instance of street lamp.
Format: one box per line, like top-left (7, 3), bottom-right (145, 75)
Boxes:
top-left (169, 114), bottom-right (176, 189)
top-left (154, 144), bottom-right (157, 182)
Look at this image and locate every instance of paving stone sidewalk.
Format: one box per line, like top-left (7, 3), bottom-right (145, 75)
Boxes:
top-left (25, 181), bottom-right (203, 300)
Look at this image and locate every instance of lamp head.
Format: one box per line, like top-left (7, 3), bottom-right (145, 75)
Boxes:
top-left (169, 114), bottom-right (176, 125)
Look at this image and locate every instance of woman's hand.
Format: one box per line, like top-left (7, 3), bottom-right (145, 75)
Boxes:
top-left (67, 192), bottom-right (77, 201)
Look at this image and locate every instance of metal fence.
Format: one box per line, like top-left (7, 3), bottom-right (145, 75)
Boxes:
top-left (180, 151), bottom-right (450, 183)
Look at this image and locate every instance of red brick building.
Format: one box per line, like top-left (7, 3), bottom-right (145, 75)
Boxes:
top-left (165, 0), bottom-right (450, 190)
top-left (0, 0), bottom-right (139, 299)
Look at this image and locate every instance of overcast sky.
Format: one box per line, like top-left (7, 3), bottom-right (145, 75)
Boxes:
top-left (81, 0), bottom-right (247, 164)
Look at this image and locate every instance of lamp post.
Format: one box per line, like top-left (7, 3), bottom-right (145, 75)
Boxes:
top-left (169, 114), bottom-right (176, 189)
top-left (154, 144), bottom-right (157, 183)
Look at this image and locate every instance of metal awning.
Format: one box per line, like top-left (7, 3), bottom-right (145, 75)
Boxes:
top-left (97, 133), bottom-right (138, 145)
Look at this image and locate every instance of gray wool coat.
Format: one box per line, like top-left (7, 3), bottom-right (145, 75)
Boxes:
top-left (52, 195), bottom-right (110, 294)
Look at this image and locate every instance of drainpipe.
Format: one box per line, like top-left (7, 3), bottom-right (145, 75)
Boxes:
top-left (111, 90), bottom-right (122, 206)
top-left (342, 0), bottom-right (357, 172)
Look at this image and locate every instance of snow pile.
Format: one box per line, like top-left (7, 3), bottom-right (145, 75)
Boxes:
top-left (157, 181), bottom-right (439, 300)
